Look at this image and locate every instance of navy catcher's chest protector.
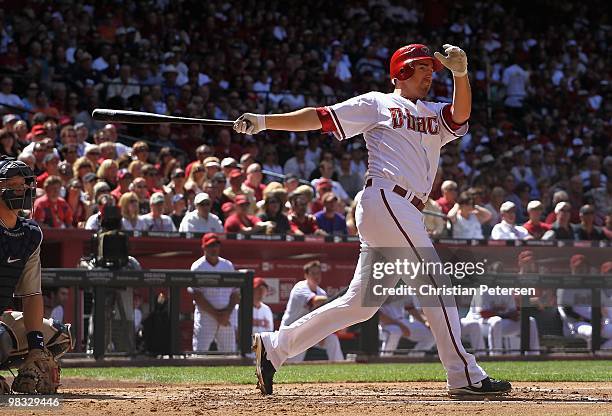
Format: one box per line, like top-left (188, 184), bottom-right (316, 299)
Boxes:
top-left (0, 218), bottom-right (43, 311)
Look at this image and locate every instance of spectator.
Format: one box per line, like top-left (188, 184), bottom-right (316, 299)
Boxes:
top-left (33, 176), bottom-right (73, 229)
top-left (0, 127), bottom-right (19, 158)
top-left (484, 186), bottom-right (505, 226)
top-left (288, 192), bottom-right (324, 236)
top-left (224, 194), bottom-right (271, 234)
top-left (258, 194), bottom-right (291, 235)
top-left (252, 278), bottom-right (274, 334)
top-left (283, 141), bottom-right (315, 180)
top-left (36, 153), bottom-right (61, 187)
top-left (314, 193), bottom-right (346, 235)
top-left (119, 192), bottom-right (146, 231)
top-left (542, 202), bottom-right (574, 240)
top-left (436, 180), bottom-right (458, 215)
top-left (185, 145), bottom-right (213, 178)
top-left (311, 160), bottom-right (349, 204)
top-left (170, 194), bottom-right (187, 230)
top-left (106, 64), bottom-right (140, 102)
top-left (282, 260), bottom-right (344, 362)
top-left (423, 198), bottom-right (446, 238)
top-left (164, 168), bottom-right (187, 198)
top-left (111, 168), bottom-right (134, 201)
top-left (447, 192), bottom-right (492, 239)
top-left (523, 200), bottom-right (551, 240)
top-left (604, 208), bottom-right (612, 240)
top-left (335, 152), bottom-right (363, 199)
top-left (585, 179), bottom-right (611, 225)
top-left (184, 162), bottom-right (206, 195)
top-left (572, 204), bottom-right (605, 241)
top-left (140, 192), bottom-right (176, 232)
top-left (187, 233), bottom-right (239, 352)
top-left (85, 193), bottom-right (115, 231)
top-left (0, 76), bottom-right (24, 109)
top-left (243, 163), bottom-right (266, 202)
top-left (223, 169), bottom-right (256, 213)
top-left (490, 201), bottom-right (531, 240)
top-left (261, 148), bottom-right (283, 182)
top-left (179, 192), bottom-right (223, 233)
top-left (102, 124), bottom-right (130, 156)
top-left (131, 141), bottom-right (150, 163)
top-left (130, 177), bottom-right (150, 215)
top-left (283, 173), bottom-right (300, 195)
top-left (64, 178), bottom-right (89, 228)
top-left (142, 164), bottom-right (163, 194)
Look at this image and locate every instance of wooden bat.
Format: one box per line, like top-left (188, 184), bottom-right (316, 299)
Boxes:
top-left (92, 109), bottom-right (234, 126)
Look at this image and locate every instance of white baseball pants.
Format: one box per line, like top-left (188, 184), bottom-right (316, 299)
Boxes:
top-left (261, 180), bottom-right (488, 388)
top-left (192, 309), bottom-right (237, 352)
top-left (485, 316), bottom-right (540, 355)
top-left (286, 334), bottom-right (344, 363)
top-left (460, 318), bottom-right (486, 356)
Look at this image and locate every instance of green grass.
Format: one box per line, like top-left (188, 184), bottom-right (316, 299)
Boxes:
top-left (59, 361), bottom-right (612, 384)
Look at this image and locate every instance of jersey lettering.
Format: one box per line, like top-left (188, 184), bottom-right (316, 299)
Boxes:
top-left (388, 108), bottom-right (440, 135)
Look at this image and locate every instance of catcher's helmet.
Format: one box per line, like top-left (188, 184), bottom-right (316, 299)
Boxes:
top-left (389, 44), bottom-right (443, 82)
top-left (0, 156), bottom-right (36, 210)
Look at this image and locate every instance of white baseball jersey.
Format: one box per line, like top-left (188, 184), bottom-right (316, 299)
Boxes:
top-left (187, 256), bottom-right (236, 310)
top-left (281, 280), bottom-right (327, 327)
top-left (380, 294), bottom-right (417, 321)
top-left (318, 91), bottom-right (468, 200)
top-left (253, 303), bottom-right (274, 334)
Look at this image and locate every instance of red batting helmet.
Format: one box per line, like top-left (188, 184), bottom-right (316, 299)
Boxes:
top-left (389, 44), bottom-right (443, 82)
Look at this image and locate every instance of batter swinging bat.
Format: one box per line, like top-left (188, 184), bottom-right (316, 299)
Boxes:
top-left (92, 108), bottom-right (234, 126)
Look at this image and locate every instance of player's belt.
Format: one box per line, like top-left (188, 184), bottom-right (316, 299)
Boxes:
top-left (365, 178), bottom-right (425, 212)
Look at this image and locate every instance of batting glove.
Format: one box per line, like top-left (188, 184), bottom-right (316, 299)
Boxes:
top-left (233, 113), bottom-right (266, 135)
top-left (434, 44), bottom-right (468, 77)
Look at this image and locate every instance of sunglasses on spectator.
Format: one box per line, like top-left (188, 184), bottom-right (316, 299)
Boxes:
top-left (560, 208), bottom-right (571, 212)
top-left (134, 147), bottom-right (148, 153)
top-left (320, 187), bottom-right (332, 193)
top-left (145, 171), bottom-right (158, 176)
top-left (129, 199), bottom-right (138, 203)
top-left (135, 185), bottom-right (147, 189)
top-left (194, 167), bottom-right (206, 173)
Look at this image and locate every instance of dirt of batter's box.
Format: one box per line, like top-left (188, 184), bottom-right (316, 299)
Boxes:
top-left (2, 381), bottom-right (612, 416)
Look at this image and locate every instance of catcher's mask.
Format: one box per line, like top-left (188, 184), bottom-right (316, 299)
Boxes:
top-left (0, 156), bottom-right (37, 211)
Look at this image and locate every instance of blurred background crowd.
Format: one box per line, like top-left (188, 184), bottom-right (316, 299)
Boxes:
top-left (0, 0), bottom-right (610, 240)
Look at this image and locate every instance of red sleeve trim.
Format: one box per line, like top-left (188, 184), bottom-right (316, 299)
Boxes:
top-left (441, 104), bottom-right (467, 131)
top-left (316, 107), bottom-right (337, 134)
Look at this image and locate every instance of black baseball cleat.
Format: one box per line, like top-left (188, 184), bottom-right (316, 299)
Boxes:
top-left (448, 377), bottom-right (512, 398)
top-left (252, 333), bottom-right (276, 395)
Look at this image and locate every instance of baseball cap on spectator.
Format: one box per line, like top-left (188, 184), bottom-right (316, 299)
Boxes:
top-left (323, 192), bottom-right (338, 203)
top-left (235, 194), bottom-right (249, 205)
top-left (59, 116), bottom-right (72, 126)
top-left (221, 157), bottom-right (237, 168)
top-left (572, 138), bottom-right (584, 146)
top-left (171, 168), bottom-right (185, 179)
top-left (117, 168), bottom-right (132, 180)
top-left (554, 201), bottom-right (571, 214)
top-left (479, 154), bottom-right (495, 166)
top-left (31, 125), bottom-right (46, 136)
top-left (2, 114), bottom-right (19, 125)
top-left (201, 232), bottom-right (220, 247)
top-left (58, 161), bottom-right (72, 176)
top-left (194, 192), bottom-right (211, 205)
top-left (204, 157), bottom-right (221, 168)
top-left (43, 153), bottom-right (59, 164)
top-left (172, 194), bottom-right (185, 204)
top-left (526, 200), bottom-right (543, 211)
top-left (499, 201), bottom-right (516, 213)
top-left (296, 140), bottom-right (308, 148)
top-left (74, 122), bottom-right (86, 130)
top-left (221, 202), bottom-right (235, 214)
top-left (253, 277), bottom-right (268, 289)
top-left (229, 169), bottom-right (244, 180)
top-left (240, 153), bottom-right (253, 164)
top-left (83, 172), bottom-right (97, 183)
top-left (162, 64), bottom-right (178, 74)
top-left (93, 182), bottom-right (111, 196)
top-left (317, 178), bottom-right (332, 189)
top-left (150, 192), bottom-right (165, 205)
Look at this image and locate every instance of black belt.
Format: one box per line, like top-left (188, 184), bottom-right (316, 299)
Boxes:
top-left (365, 178), bottom-right (425, 212)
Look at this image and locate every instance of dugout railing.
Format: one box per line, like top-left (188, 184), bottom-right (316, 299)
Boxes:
top-left (41, 268), bottom-right (254, 359)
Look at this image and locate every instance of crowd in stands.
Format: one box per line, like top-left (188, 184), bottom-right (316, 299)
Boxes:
top-left (0, 0), bottom-right (610, 240)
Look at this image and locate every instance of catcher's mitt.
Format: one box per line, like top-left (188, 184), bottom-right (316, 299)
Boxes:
top-left (11, 348), bottom-right (60, 394)
top-left (0, 375), bottom-right (10, 394)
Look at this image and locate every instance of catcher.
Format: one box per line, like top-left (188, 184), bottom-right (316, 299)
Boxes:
top-left (0, 156), bottom-right (72, 394)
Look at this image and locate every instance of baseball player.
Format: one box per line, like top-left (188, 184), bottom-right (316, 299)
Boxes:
top-left (187, 233), bottom-right (239, 352)
top-left (252, 277), bottom-right (274, 334)
top-left (280, 261), bottom-right (343, 363)
top-left (234, 44), bottom-right (511, 397)
top-left (464, 290), bottom-right (540, 355)
top-left (0, 156), bottom-right (70, 394)
top-left (379, 294), bottom-right (435, 356)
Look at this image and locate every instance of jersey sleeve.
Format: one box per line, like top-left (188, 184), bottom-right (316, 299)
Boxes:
top-left (14, 246), bottom-right (42, 298)
top-left (436, 103), bottom-right (469, 145)
top-left (292, 284), bottom-right (316, 307)
top-left (316, 92), bottom-right (381, 140)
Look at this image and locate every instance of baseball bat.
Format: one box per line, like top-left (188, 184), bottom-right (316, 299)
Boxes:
top-left (92, 108), bottom-right (234, 126)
